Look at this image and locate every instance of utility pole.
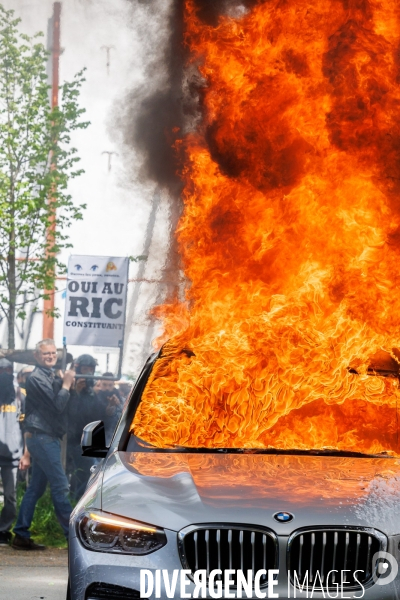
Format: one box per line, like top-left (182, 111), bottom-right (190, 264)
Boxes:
top-left (124, 188), bottom-right (161, 369)
top-left (43, 2), bottom-right (61, 340)
top-left (101, 45), bottom-right (115, 75)
top-left (101, 150), bottom-right (118, 172)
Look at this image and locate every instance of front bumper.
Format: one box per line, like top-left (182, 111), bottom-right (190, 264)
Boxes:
top-left (69, 529), bottom-right (400, 600)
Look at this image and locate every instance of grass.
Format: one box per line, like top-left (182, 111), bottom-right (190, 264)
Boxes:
top-left (13, 482), bottom-right (68, 548)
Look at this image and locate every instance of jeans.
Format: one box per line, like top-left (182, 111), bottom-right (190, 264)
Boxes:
top-left (0, 464), bottom-right (17, 532)
top-left (13, 433), bottom-right (72, 539)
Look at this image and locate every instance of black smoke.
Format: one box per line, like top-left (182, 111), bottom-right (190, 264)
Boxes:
top-left (115, 0), bottom-right (185, 195)
top-left (116, 0), bottom-right (261, 192)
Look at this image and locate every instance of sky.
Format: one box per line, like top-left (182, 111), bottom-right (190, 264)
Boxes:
top-left (1, 0), bottom-right (176, 376)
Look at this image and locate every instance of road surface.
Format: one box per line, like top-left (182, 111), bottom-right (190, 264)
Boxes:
top-left (0, 545), bottom-right (68, 600)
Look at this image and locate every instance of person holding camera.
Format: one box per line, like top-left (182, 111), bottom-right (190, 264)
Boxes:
top-left (98, 372), bottom-right (123, 445)
top-left (67, 354), bottom-right (99, 501)
top-left (12, 339), bottom-right (75, 550)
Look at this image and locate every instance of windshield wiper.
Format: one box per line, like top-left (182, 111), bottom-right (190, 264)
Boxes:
top-left (130, 436), bottom-right (393, 458)
top-left (239, 448), bottom-right (393, 458)
top-left (167, 446), bottom-right (394, 458)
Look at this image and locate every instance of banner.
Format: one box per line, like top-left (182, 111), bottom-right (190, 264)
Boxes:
top-left (63, 255), bottom-right (129, 348)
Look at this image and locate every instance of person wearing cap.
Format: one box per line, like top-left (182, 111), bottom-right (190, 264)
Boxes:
top-left (97, 372), bottom-right (124, 445)
top-left (67, 354), bottom-right (99, 501)
top-left (16, 365), bottom-right (35, 409)
top-left (15, 366), bottom-right (36, 481)
top-left (12, 339), bottom-right (75, 550)
top-left (117, 379), bottom-right (133, 404)
top-left (16, 365), bottom-right (35, 443)
top-left (0, 358), bottom-right (23, 546)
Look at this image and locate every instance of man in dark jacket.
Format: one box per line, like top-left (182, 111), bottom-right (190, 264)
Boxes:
top-left (0, 359), bottom-right (23, 546)
top-left (67, 354), bottom-right (99, 501)
top-left (97, 372), bottom-right (123, 445)
top-left (12, 339), bottom-right (75, 550)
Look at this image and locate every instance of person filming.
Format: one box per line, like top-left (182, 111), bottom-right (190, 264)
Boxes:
top-left (12, 339), bottom-right (75, 550)
top-left (98, 372), bottom-right (123, 445)
top-left (67, 354), bottom-right (98, 501)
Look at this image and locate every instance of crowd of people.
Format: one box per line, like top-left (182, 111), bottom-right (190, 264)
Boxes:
top-left (0, 338), bottom-right (132, 549)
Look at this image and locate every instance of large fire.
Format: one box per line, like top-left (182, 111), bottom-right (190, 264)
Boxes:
top-left (131, 0), bottom-right (400, 454)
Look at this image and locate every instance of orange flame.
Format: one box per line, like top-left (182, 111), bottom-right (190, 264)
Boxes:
top-left (131, 0), bottom-right (400, 455)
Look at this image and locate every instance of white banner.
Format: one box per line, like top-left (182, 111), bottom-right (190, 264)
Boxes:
top-left (63, 255), bottom-right (129, 348)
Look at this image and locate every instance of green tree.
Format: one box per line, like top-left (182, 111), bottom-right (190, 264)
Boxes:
top-left (0, 5), bottom-right (88, 348)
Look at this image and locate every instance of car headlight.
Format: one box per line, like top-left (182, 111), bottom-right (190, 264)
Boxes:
top-left (77, 510), bottom-right (167, 555)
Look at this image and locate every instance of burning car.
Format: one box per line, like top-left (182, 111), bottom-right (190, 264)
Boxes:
top-left (68, 0), bottom-right (400, 597)
top-left (67, 350), bottom-right (400, 600)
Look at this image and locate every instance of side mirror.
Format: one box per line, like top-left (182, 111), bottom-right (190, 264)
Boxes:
top-left (81, 420), bottom-right (108, 457)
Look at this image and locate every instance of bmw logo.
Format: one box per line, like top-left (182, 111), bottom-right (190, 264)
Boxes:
top-left (273, 511), bottom-right (294, 523)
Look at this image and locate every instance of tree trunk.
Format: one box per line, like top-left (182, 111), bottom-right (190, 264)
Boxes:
top-left (7, 300), bottom-right (15, 349)
top-left (8, 225), bottom-right (16, 350)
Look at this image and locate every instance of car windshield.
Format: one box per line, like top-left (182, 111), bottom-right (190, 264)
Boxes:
top-left (128, 349), bottom-right (400, 457)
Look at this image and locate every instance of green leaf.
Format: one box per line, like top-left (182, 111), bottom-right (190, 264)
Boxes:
top-left (0, 6), bottom-right (89, 348)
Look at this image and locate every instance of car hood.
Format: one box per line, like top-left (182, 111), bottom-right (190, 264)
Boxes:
top-left (101, 451), bottom-right (400, 535)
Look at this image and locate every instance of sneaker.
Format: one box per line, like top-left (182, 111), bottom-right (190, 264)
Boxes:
top-left (11, 534), bottom-right (46, 551)
top-left (0, 531), bottom-right (11, 546)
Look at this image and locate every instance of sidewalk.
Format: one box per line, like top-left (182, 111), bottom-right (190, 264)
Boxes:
top-left (0, 545), bottom-right (68, 600)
